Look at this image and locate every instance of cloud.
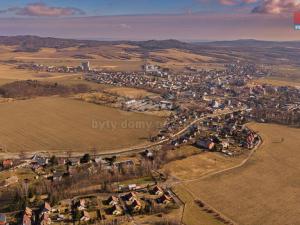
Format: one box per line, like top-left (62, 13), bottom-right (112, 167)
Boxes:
top-left (119, 23), bottom-right (131, 29)
top-left (218, 0), bottom-right (257, 5)
top-left (219, 0), bottom-right (237, 5)
top-left (0, 3), bottom-right (85, 17)
top-left (252, 0), bottom-right (300, 14)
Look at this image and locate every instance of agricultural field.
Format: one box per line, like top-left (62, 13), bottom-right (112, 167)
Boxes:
top-left (0, 96), bottom-right (165, 158)
top-left (162, 147), bottom-right (241, 181)
top-left (106, 87), bottom-right (157, 99)
top-left (180, 123), bottom-right (300, 225)
top-left (0, 45), bottom-right (143, 72)
top-left (253, 77), bottom-right (300, 88)
top-left (161, 145), bottom-right (244, 225)
top-left (0, 63), bottom-right (78, 85)
top-left (0, 43), bottom-right (226, 73)
top-left (173, 185), bottom-right (224, 225)
top-left (252, 65), bottom-right (300, 87)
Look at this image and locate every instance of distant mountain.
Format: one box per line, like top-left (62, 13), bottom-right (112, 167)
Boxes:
top-left (1, 35), bottom-right (300, 51)
top-left (0, 35), bottom-right (192, 50)
top-left (1, 36), bottom-right (300, 66)
top-left (130, 39), bottom-right (192, 50)
top-left (195, 39), bottom-right (300, 48)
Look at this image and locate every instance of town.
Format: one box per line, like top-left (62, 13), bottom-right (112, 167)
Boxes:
top-left (1, 58), bottom-right (299, 225)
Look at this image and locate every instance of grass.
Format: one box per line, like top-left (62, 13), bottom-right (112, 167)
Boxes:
top-left (0, 167), bottom-right (36, 181)
top-left (0, 45), bottom-right (143, 72)
top-left (0, 45), bottom-right (225, 74)
top-left (183, 123), bottom-right (300, 225)
top-left (253, 77), bottom-right (300, 87)
top-left (118, 176), bottom-right (154, 186)
top-left (163, 147), bottom-right (239, 180)
top-left (0, 96), bottom-right (165, 157)
top-left (173, 185), bottom-right (224, 225)
top-left (161, 145), bottom-right (243, 225)
top-left (106, 87), bottom-right (157, 99)
top-left (0, 64), bottom-right (79, 83)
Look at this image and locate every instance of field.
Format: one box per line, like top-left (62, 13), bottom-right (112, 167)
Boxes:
top-left (0, 97), bottom-right (165, 158)
top-left (0, 64), bottom-right (78, 85)
top-left (0, 45), bottom-right (143, 72)
top-left (106, 87), bottom-right (157, 98)
top-left (161, 145), bottom-right (244, 225)
top-left (253, 77), bottom-right (300, 87)
top-left (162, 146), bottom-right (240, 181)
top-left (180, 123), bottom-right (300, 225)
top-left (0, 44), bottom-right (225, 73)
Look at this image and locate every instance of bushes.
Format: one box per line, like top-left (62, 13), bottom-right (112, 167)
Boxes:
top-left (0, 80), bottom-right (90, 99)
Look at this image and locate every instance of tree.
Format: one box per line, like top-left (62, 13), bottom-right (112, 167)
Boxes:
top-left (81, 153), bottom-right (91, 163)
top-left (49, 155), bottom-right (58, 165)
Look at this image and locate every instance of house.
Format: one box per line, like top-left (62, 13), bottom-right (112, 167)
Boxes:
top-left (67, 166), bottom-right (78, 176)
top-left (122, 192), bottom-right (137, 202)
top-left (0, 214), bottom-right (6, 225)
top-left (23, 207), bottom-right (33, 225)
top-left (39, 202), bottom-right (52, 221)
top-left (23, 214), bottom-right (32, 225)
top-left (2, 159), bottom-right (13, 169)
top-left (52, 171), bottom-right (64, 182)
top-left (95, 157), bottom-right (107, 165)
top-left (151, 185), bottom-right (164, 195)
top-left (128, 184), bottom-right (137, 191)
top-left (40, 213), bottom-right (51, 225)
top-left (157, 194), bottom-right (172, 204)
top-left (80, 211), bottom-right (90, 221)
top-left (114, 160), bottom-right (134, 170)
top-left (57, 158), bottom-right (66, 166)
top-left (110, 204), bottom-right (123, 216)
top-left (221, 141), bottom-right (230, 149)
top-left (67, 158), bottom-right (80, 166)
top-left (107, 196), bottom-right (119, 206)
top-left (25, 207), bottom-right (33, 217)
top-left (196, 139), bottom-right (215, 150)
top-left (129, 199), bottom-right (142, 212)
top-left (77, 199), bottom-right (86, 210)
top-left (31, 155), bottom-right (49, 167)
top-left (143, 149), bottom-right (154, 159)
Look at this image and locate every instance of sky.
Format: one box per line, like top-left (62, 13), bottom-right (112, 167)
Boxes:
top-left (0, 0), bottom-right (300, 41)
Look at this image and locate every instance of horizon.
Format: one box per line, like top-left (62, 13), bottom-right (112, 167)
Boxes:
top-left (1, 34), bottom-right (300, 43)
top-left (0, 1), bottom-right (300, 41)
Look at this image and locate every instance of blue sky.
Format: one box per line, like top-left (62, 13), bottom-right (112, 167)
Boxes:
top-left (0, 0), bottom-right (300, 41)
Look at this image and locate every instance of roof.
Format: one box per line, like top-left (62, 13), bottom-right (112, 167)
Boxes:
top-left (108, 196), bottom-right (119, 202)
top-left (83, 211), bottom-right (90, 218)
top-left (2, 159), bottom-right (13, 166)
top-left (131, 199), bottom-right (142, 207)
top-left (152, 185), bottom-right (163, 192)
top-left (43, 202), bottom-right (51, 211)
top-left (32, 155), bottom-right (47, 166)
top-left (159, 194), bottom-right (172, 202)
top-left (23, 214), bottom-right (32, 225)
top-left (25, 207), bottom-right (33, 216)
top-left (112, 204), bottom-right (123, 212)
top-left (0, 214), bottom-right (6, 223)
